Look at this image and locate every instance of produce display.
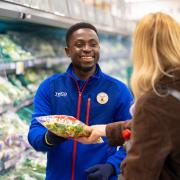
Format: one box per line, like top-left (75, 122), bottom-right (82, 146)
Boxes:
top-left (0, 28), bottom-right (131, 179)
top-left (0, 76), bottom-right (26, 105)
top-left (1, 150), bottom-right (46, 180)
top-left (99, 36), bottom-right (131, 84)
top-left (0, 111), bottom-right (46, 179)
top-left (0, 112), bottom-right (30, 173)
top-left (0, 66), bottom-right (64, 109)
top-left (8, 31), bottom-right (55, 58)
top-left (0, 34), bottom-right (34, 61)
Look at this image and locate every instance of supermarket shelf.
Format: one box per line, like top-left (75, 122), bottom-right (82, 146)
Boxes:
top-left (0, 0), bottom-right (133, 35)
top-left (0, 1), bottom-right (79, 28)
top-left (0, 56), bottom-right (69, 72)
top-left (0, 97), bottom-right (33, 114)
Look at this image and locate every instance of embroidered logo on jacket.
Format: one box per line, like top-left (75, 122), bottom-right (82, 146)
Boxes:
top-left (55, 92), bottom-right (67, 97)
top-left (96, 92), bottom-right (108, 104)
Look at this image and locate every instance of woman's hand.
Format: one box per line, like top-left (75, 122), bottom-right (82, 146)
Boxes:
top-left (75, 125), bottom-right (106, 144)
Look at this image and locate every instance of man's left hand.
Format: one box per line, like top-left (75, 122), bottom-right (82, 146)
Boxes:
top-left (85, 163), bottom-right (115, 180)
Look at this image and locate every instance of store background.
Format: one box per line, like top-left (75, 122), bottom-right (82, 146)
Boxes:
top-left (0, 0), bottom-right (179, 179)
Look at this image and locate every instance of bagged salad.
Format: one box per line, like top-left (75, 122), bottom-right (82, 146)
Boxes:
top-left (37, 115), bottom-right (103, 143)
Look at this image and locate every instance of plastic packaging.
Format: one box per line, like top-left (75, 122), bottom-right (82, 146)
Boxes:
top-left (37, 115), bottom-right (103, 143)
top-left (37, 115), bottom-right (89, 138)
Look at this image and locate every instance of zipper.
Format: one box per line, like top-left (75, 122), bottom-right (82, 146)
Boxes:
top-left (69, 74), bottom-right (89, 180)
top-left (77, 92), bottom-right (82, 119)
top-left (86, 98), bottom-right (91, 125)
top-left (72, 92), bottom-right (82, 180)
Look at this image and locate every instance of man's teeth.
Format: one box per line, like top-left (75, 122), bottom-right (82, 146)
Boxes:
top-left (81, 57), bottom-right (93, 58)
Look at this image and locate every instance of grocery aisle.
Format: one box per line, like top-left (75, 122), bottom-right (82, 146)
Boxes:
top-left (0, 1), bottom-right (131, 179)
top-left (0, 0), bottom-right (179, 179)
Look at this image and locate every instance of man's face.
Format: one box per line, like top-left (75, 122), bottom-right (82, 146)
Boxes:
top-left (65, 28), bottom-right (100, 73)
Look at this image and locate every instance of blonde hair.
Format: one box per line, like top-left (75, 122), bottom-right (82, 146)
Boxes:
top-left (131, 12), bottom-right (180, 100)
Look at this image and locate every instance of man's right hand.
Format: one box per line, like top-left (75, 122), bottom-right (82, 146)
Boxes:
top-left (44, 131), bottom-right (66, 146)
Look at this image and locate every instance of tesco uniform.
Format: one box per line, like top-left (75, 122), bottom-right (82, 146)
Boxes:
top-left (28, 64), bottom-right (133, 180)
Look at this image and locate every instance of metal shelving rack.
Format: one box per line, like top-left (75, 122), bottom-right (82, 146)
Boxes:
top-left (0, 0), bottom-right (135, 35)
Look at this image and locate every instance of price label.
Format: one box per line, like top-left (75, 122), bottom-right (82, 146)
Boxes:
top-left (16, 62), bottom-right (24, 74)
top-left (46, 58), bottom-right (52, 68)
top-left (27, 60), bottom-right (34, 67)
top-left (10, 63), bottom-right (16, 69)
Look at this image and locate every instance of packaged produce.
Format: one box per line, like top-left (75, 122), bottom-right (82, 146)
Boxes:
top-left (37, 115), bottom-right (103, 143)
top-left (37, 115), bottom-right (89, 138)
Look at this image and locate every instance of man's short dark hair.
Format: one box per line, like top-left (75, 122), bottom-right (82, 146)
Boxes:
top-left (65, 22), bottom-right (98, 46)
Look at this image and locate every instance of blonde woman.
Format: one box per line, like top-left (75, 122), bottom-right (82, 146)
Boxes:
top-left (76, 12), bottom-right (180, 180)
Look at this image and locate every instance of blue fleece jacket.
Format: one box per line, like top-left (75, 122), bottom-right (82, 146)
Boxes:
top-left (28, 64), bottom-right (133, 180)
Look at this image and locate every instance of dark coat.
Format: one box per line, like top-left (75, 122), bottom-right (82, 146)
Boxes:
top-left (106, 70), bottom-right (180, 180)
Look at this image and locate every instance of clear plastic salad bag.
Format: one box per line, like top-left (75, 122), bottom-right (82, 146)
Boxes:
top-left (37, 115), bottom-right (103, 143)
top-left (36, 115), bottom-right (89, 138)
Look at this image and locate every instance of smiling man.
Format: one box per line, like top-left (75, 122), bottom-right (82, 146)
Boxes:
top-left (28, 22), bottom-right (133, 180)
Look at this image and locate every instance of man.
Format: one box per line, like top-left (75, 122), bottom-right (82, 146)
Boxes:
top-left (28, 22), bottom-right (133, 180)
